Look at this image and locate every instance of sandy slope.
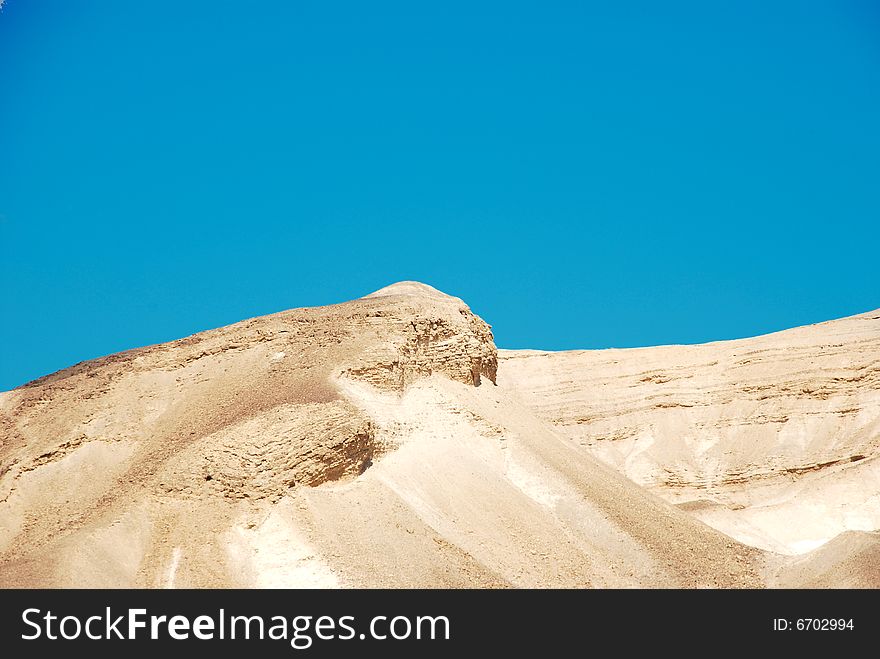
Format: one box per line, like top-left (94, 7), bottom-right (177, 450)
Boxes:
top-left (0, 282), bottom-right (876, 587)
top-left (771, 531), bottom-right (880, 588)
top-left (498, 310), bottom-right (880, 558)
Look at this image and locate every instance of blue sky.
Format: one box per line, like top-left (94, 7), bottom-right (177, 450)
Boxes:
top-left (1, 1), bottom-right (878, 390)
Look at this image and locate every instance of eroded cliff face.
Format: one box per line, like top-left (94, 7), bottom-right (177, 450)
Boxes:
top-left (498, 309), bottom-right (880, 554)
top-left (343, 282), bottom-right (497, 390)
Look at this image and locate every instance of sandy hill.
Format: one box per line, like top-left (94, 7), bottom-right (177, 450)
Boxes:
top-left (0, 282), bottom-right (877, 587)
top-left (498, 309), bottom-right (880, 559)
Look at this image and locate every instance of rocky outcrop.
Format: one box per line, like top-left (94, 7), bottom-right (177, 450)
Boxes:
top-left (156, 401), bottom-right (379, 501)
top-left (342, 282), bottom-right (498, 390)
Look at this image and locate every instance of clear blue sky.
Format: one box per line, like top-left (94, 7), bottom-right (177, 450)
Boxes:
top-left (1, 1), bottom-right (878, 390)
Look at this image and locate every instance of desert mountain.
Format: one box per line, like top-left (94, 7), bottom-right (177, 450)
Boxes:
top-left (0, 282), bottom-right (877, 587)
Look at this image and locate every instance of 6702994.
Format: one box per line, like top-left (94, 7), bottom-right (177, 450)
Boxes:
top-left (773, 619), bottom-right (854, 631)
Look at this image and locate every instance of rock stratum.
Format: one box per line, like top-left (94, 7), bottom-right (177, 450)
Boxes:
top-left (0, 282), bottom-right (877, 587)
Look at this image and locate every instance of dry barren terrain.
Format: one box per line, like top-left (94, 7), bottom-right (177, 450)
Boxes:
top-left (1, 282), bottom-right (877, 587)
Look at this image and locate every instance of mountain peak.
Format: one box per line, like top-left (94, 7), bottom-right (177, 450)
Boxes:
top-left (363, 281), bottom-right (458, 301)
